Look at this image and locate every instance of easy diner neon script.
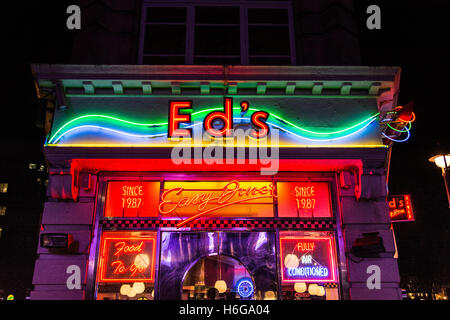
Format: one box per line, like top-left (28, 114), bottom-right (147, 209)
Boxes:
top-left (159, 180), bottom-right (277, 227)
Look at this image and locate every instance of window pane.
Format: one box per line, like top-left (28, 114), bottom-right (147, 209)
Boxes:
top-left (144, 25), bottom-right (186, 55)
top-left (195, 26), bottom-right (240, 55)
top-left (249, 26), bottom-right (290, 55)
top-left (195, 6), bottom-right (239, 24)
top-left (248, 8), bottom-right (288, 24)
top-left (146, 7), bottom-right (186, 23)
top-left (0, 206), bottom-right (6, 216)
top-left (143, 56), bottom-right (185, 65)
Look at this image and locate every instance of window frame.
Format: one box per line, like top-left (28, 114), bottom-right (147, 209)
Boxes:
top-left (139, 1), bottom-right (296, 65)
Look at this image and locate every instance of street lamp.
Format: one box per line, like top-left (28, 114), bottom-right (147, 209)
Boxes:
top-left (428, 154), bottom-right (450, 208)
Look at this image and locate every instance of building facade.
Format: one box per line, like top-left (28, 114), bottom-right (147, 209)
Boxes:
top-left (29, 1), bottom-right (410, 300)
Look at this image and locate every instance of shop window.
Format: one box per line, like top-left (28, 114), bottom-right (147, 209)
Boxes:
top-left (279, 231), bottom-right (340, 300)
top-left (277, 182), bottom-right (333, 218)
top-left (96, 231), bottom-right (157, 300)
top-left (0, 183), bottom-right (8, 193)
top-left (140, 1), bottom-right (296, 65)
top-left (104, 181), bottom-right (160, 218)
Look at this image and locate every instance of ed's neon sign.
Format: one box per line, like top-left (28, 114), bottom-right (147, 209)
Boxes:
top-left (168, 97), bottom-right (270, 139)
top-left (159, 180), bottom-right (276, 228)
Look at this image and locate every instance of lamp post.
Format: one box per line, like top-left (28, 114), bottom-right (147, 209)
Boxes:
top-left (429, 154), bottom-right (450, 208)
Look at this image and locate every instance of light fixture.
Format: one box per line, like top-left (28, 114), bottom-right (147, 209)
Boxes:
top-left (214, 234), bottom-right (227, 294)
top-left (264, 291), bottom-right (276, 300)
top-left (428, 154), bottom-right (450, 208)
top-left (134, 254), bottom-right (150, 269)
top-left (127, 288), bottom-right (136, 298)
top-left (214, 280), bottom-right (227, 294)
top-left (316, 286), bottom-right (326, 297)
top-left (308, 283), bottom-right (319, 296)
top-left (294, 282), bottom-right (307, 293)
top-left (40, 233), bottom-right (73, 248)
top-left (120, 284), bottom-right (131, 296)
top-left (132, 282), bottom-right (145, 294)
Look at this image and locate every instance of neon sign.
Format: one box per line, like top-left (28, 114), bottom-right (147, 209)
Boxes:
top-left (159, 180), bottom-right (276, 228)
top-left (388, 194), bottom-right (415, 222)
top-left (280, 236), bottom-right (337, 283)
top-left (98, 233), bottom-right (156, 283)
top-left (105, 181), bottom-right (160, 218)
top-left (277, 182), bottom-right (332, 218)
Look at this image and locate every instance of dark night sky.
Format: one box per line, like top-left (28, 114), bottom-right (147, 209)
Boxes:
top-left (1, 0), bottom-right (449, 293)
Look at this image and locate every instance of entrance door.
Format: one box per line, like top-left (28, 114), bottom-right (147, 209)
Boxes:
top-left (182, 254), bottom-right (255, 300)
top-left (158, 231), bottom-right (278, 300)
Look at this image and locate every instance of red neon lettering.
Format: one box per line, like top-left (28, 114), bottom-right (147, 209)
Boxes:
top-left (130, 263), bottom-right (145, 277)
top-left (159, 180), bottom-right (277, 227)
top-left (295, 242), bottom-right (316, 252)
top-left (295, 186), bottom-right (315, 197)
top-left (168, 101), bottom-right (192, 138)
top-left (204, 97), bottom-right (233, 137)
top-left (250, 111), bottom-right (270, 139)
top-left (122, 185), bottom-right (143, 196)
top-left (114, 241), bottom-right (144, 256)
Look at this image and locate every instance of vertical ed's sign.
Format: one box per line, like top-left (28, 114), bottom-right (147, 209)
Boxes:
top-left (97, 233), bottom-right (157, 283)
top-left (280, 236), bottom-right (337, 283)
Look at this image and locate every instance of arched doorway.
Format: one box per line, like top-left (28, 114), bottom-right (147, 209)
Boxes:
top-left (158, 231), bottom-right (278, 300)
top-left (181, 254), bottom-right (256, 300)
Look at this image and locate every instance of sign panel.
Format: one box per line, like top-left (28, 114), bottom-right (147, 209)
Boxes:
top-left (97, 232), bottom-right (157, 283)
top-left (277, 182), bottom-right (332, 218)
top-left (105, 181), bottom-right (160, 218)
top-left (46, 96), bottom-right (383, 148)
top-left (280, 236), bottom-right (337, 283)
top-left (387, 194), bottom-right (415, 222)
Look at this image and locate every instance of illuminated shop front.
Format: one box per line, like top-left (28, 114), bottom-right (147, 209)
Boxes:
top-left (30, 65), bottom-right (407, 300)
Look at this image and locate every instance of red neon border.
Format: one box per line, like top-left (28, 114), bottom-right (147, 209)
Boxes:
top-left (98, 235), bottom-right (157, 283)
top-left (279, 236), bottom-right (337, 283)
